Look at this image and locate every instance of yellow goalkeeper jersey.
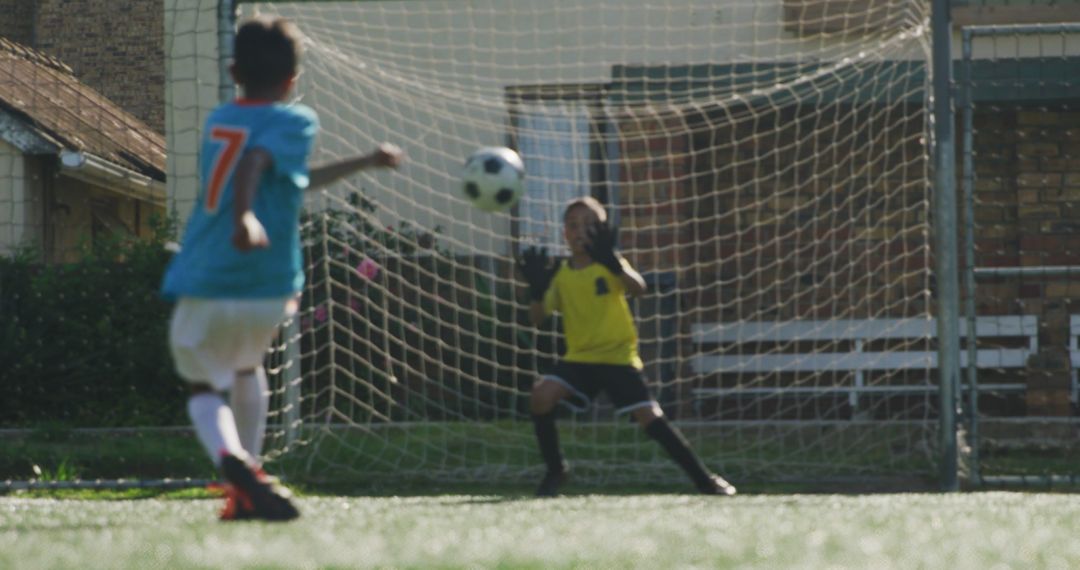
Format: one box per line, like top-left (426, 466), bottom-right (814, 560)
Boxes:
top-left (542, 257), bottom-right (643, 369)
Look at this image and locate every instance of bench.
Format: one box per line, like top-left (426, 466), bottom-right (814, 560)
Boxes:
top-left (690, 316), bottom-right (1037, 416)
top-left (1070, 315), bottom-right (1080, 405)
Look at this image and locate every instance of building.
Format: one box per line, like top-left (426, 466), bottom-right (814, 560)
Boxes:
top-left (0, 0), bottom-right (165, 263)
top-left (0, 37), bottom-right (165, 263)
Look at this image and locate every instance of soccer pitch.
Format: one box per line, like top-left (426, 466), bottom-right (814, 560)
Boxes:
top-left (3, 492), bottom-right (1080, 569)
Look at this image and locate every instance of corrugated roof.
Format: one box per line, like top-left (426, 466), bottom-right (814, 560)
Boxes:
top-left (0, 37), bottom-right (165, 181)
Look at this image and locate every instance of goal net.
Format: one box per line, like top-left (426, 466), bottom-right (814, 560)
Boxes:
top-left (167, 0), bottom-right (935, 486)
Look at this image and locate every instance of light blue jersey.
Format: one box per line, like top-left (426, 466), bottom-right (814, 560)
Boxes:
top-left (162, 100), bottom-right (318, 299)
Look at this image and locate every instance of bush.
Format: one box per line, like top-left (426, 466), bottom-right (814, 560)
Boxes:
top-left (0, 215), bottom-right (184, 428)
top-left (1, 191), bottom-right (547, 429)
top-left (298, 192), bottom-right (552, 422)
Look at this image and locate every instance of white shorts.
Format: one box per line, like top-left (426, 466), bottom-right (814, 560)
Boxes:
top-left (169, 296), bottom-right (297, 392)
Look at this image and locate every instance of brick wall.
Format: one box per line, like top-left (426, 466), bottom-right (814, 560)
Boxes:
top-left (616, 109), bottom-right (692, 274)
top-left (618, 103), bottom-right (929, 325)
top-left (616, 101), bottom-right (1078, 417)
top-left (969, 104), bottom-right (1080, 416)
top-left (616, 102), bottom-right (933, 418)
top-left (32, 0), bottom-right (164, 133)
top-left (0, 0), bottom-right (34, 45)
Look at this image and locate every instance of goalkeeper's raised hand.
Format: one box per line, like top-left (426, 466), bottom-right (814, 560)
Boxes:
top-left (585, 220), bottom-right (623, 276)
top-left (516, 246), bottom-right (557, 301)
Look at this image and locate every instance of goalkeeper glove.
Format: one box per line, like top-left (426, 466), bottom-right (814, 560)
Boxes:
top-left (516, 246), bottom-right (558, 301)
top-left (584, 220), bottom-right (623, 276)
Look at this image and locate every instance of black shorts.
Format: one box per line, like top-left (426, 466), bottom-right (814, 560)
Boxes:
top-left (542, 362), bottom-right (654, 414)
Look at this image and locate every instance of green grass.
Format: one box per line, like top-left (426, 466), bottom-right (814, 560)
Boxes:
top-left (0, 429), bottom-right (210, 482)
top-left (267, 420), bottom-right (941, 487)
top-left (4, 492), bottom-right (1080, 569)
top-left (8, 421), bottom-right (1080, 494)
top-left (4, 421), bottom-right (942, 489)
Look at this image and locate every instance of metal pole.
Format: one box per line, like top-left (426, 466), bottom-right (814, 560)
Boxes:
top-left (960, 27), bottom-right (980, 486)
top-left (932, 0), bottom-right (960, 492)
top-left (283, 317), bottom-right (302, 448)
top-left (218, 0), bottom-right (237, 103)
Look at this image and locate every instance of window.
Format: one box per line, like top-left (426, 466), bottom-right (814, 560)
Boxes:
top-left (507, 85), bottom-right (618, 253)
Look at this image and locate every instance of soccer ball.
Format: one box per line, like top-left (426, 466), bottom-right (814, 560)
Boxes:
top-left (460, 146), bottom-right (525, 212)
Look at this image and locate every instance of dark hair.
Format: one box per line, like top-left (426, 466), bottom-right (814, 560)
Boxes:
top-left (563, 196), bottom-right (607, 223)
top-left (233, 17), bottom-right (302, 92)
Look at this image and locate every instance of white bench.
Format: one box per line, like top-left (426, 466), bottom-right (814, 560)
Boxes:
top-left (690, 316), bottom-right (1037, 414)
top-left (1069, 315), bottom-right (1080, 405)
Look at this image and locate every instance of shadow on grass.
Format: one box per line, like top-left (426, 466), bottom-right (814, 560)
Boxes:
top-left (287, 476), bottom-right (942, 498)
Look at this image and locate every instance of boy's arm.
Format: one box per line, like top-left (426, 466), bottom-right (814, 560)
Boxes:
top-left (308, 143), bottom-right (404, 191)
top-left (585, 221), bottom-right (647, 297)
top-left (517, 247), bottom-right (558, 327)
top-left (231, 148), bottom-right (273, 252)
top-left (527, 299), bottom-right (548, 328)
top-left (617, 263), bottom-right (647, 297)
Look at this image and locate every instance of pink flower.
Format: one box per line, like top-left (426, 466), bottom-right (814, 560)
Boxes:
top-left (356, 257), bottom-right (380, 280)
top-left (314, 304), bottom-right (328, 322)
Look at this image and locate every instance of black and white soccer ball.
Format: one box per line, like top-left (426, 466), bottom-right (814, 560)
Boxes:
top-left (461, 146), bottom-right (525, 213)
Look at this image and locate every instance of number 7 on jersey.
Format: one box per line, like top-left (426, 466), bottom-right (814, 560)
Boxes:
top-left (205, 126), bottom-right (249, 214)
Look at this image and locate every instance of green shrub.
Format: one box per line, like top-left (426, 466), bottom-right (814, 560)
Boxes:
top-left (1, 192), bottom-right (548, 429)
top-left (0, 215), bottom-right (184, 428)
top-left (298, 192), bottom-right (551, 423)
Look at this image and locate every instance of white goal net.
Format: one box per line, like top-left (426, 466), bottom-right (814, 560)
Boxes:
top-left (167, 0), bottom-right (935, 486)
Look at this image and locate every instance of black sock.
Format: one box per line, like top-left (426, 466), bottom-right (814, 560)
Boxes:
top-left (532, 411), bottom-right (565, 473)
top-left (645, 417), bottom-right (712, 487)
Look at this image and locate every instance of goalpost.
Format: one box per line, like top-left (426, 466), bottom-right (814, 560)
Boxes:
top-left (167, 0), bottom-right (944, 487)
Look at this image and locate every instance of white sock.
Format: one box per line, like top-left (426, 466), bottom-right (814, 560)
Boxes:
top-left (232, 367), bottom-right (269, 458)
top-left (187, 392), bottom-right (246, 468)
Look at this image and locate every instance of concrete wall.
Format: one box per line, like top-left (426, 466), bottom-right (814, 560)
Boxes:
top-left (164, 0), bottom-right (221, 223)
top-left (0, 140), bottom-right (40, 258)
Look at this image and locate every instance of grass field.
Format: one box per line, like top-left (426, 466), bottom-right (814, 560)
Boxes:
top-left (4, 491), bottom-right (1080, 569)
top-left (5, 424), bottom-right (1080, 568)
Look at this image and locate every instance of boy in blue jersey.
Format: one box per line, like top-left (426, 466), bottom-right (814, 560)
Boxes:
top-left (518, 197), bottom-right (735, 497)
top-left (162, 16), bottom-right (403, 521)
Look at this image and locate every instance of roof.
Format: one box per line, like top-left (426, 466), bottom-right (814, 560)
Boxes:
top-left (0, 37), bottom-right (165, 181)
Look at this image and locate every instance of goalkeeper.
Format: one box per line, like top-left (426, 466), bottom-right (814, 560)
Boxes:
top-left (517, 196), bottom-right (736, 497)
